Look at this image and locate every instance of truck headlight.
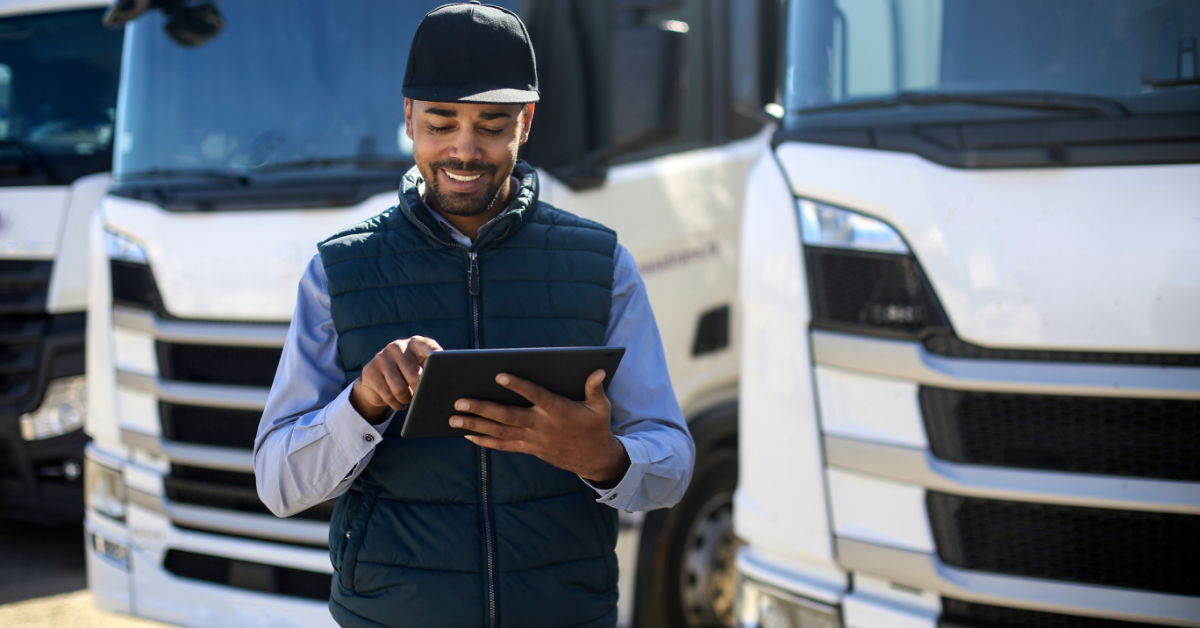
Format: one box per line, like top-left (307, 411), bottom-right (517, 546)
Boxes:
top-left (739, 578), bottom-right (841, 628)
top-left (105, 229), bottom-right (148, 264)
top-left (797, 198), bottom-right (949, 338)
top-left (20, 376), bottom-right (86, 440)
top-left (85, 458), bottom-right (127, 522)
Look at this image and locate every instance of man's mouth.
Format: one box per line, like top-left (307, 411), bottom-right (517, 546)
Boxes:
top-left (444, 170), bottom-right (483, 182)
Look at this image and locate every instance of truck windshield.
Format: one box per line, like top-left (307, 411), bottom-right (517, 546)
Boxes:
top-left (0, 8), bottom-right (122, 185)
top-left (784, 0), bottom-right (1200, 122)
top-left (115, 0), bottom-right (514, 185)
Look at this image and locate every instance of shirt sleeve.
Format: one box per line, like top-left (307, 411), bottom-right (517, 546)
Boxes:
top-left (582, 244), bottom-right (696, 512)
top-left (254, 254), bottom-right (394, 518)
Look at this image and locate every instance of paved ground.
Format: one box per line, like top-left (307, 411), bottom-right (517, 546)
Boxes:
top-left (0, 518), bottom-right (171, 627)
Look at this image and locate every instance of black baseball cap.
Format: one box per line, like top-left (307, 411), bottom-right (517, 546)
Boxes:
top-left (402, 1), bottom-right (539, 104)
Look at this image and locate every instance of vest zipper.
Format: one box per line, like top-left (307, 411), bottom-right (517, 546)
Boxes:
top-left (469, 250), bottom-right (497, 628)
top-left (407, 205), bottom-right (498, 627)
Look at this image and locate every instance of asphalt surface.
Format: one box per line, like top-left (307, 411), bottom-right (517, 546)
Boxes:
top-left (0, 518), bottom-right (170, 627)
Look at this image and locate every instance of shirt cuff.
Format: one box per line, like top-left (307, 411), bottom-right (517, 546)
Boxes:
top-left (582, 435), bottom-right (650, 512)
top-left (324, 384), bottom-right (393, 462)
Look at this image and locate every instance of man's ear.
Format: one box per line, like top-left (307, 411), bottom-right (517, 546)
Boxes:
top-left (519, 102), bottom-right (536, 145)
top-left (404, 98), bottom-right (415, 140)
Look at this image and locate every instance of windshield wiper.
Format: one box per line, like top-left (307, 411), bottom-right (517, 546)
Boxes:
top-left (120, 168), bottom-right (250, 185)
top-left (251, 157), bottom-right (412, 173)
top-left (795, 91), bottom-right (1130, 118)
top-left (0, 140), bottom-right (58, 182)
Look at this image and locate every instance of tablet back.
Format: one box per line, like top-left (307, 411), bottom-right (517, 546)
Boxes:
top-left (401, 346), bottom-right (626, 438)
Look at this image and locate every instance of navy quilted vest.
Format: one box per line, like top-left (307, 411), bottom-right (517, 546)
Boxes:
top-left (318, 162), bottom-right (620, 628)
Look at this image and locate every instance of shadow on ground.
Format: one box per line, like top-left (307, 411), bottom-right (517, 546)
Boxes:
top-left (0, 518), bottom-right (87, 605)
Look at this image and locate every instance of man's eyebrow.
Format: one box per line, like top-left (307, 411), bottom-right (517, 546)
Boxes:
top-left (479, 111), bottom-right (513, 121)
top-left (424, 106), bottom-right (457, 118)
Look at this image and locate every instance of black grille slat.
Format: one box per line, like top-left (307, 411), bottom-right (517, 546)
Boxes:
top-left (927, 493), bottom-right (1200, 596)
top-left (940, 598), bottom-right (1166, 628)
top-left (924, 335), bottom-right (1200, 367)
top-left (157, 342), bottom-right (282, 388)
top-left (166, 465), bottom-right (333, 523)
top-left (921, 388), bottom-right (1200, 481)
top-left (159, 402), bottom-right (262, 450)
top-left (163, 550), bottom-right (330, 601)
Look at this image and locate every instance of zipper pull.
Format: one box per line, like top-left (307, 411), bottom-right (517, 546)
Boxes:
top-left (468, 252), bottom-right (480, 296)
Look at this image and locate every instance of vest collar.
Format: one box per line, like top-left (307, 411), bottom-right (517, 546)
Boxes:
top-left (397, 160), bottom-right (540, 251)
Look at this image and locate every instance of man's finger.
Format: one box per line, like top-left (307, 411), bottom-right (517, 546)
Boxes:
top-left (464, 434), bottom-right (525, 453)
top-left (379, 361), bottom-right (413, 406)
top-left (406, 336), bottom-right (443, 366)
top-left (495, 373), bottom-right (555, 409)
top-left (449, 415), bottom-right (519, 440)
top-left (584, 369), bottom-right (607, 408)
top-left (454, 398), bottom-right (533, 428)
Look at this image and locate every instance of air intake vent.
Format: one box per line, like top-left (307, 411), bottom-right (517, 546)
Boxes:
top-left (0, 261), bottom-right (53, 407)
top-left (159, 403), bottom-right (262, 450)
top-left (940, 597), bottom-right (1165, 628)
top-left (921, 387), bottom-right (1200, 481)
top-left (163, 550), bottom-right (330, 600)
top-left (805, 247), bottom-right (948, 338)
top-left (156, 342), bottom-right (282, 388)
top-left (166, 465), bottom-right (333, 523)
top-left (927, 492), bottom-right (1200, 596)
top-left (110, 260), bottom-right (165, 313)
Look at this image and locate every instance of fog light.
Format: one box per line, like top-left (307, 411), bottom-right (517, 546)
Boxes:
top-left (85, 458), bottom-right (126, 521)
top-left (92, 532), bottom-right (130, 570)
top-left (20, 376), bottom-right (86, 440)
top-left (739, 577), bottom-right (841, 628)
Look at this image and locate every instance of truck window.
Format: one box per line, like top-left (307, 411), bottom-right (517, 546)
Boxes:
top-left (0, 8), bottom-right (123, 186)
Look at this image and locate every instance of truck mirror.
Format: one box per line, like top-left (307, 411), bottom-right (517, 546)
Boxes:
top-left (730, 0), bottom-right (784, 124)
top-left (608, 23), bottom-right (686, 153)
top-left (103, 0), bottom-right (153, 28)
top-left (103, 0), bottom-right (223, 48)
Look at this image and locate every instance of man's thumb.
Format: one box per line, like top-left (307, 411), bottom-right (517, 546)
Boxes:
top-left (585, 369), bottom-right (607, 405)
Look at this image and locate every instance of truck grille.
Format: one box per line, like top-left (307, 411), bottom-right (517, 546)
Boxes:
top-left (922, 335), bottom-right (1200, 367)
top-left (159, 402), bottom-right (261, 450)
top-left (165, 465), bottom-right (333, 523)
top-left (157, 342), bottom-right (282, 388)
top-left (927, 492), bottom-right (1200, 596)
top-left (0, 261), bottom-right (52, 406)
top-left (939, 598), bottom-right (1164, 628)
top-left (163, 550), bottom-right (329, 601)
top-left (921, 387), bottom-right (1200, 481)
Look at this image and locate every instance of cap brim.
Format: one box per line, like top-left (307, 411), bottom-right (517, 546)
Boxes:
top-left (403, 83), bottom-right (539, 104)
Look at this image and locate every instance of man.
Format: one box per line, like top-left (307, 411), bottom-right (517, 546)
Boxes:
top-left (254, 3), bottom-right (694, 627)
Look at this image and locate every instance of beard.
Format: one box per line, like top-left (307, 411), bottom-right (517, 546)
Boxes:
top-left (424, 158), bottom-right (509, 217)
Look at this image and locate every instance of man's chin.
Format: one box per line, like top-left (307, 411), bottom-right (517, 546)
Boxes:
top-left (432, 191), bottom-right (493, 217)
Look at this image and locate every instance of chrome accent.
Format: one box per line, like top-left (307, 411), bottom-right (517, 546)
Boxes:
top-left (117, 369), bottom-right (268, 410)
top-left (121, 429), bottom-right (254, 472)
top-left (735, 546), bottom-right (847, 606)
top-left (128, 488), bottom-right (328, 547)
top-left (112, 306), bottom-right (288, 348)
top-left (825, 435), bottom-right (1200, 515)
top-left (836, 537), bottom-right (1200, 627)
top-left (812, 330), bottom-right (1200, 400)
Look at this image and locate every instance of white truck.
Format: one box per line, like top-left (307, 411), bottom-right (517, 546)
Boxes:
top-left (85, 0), bottom-right (769, 626)
top-left (0, 0), bottom-right (121, 524)
top-left (734, 1), bottom-right (1200, 627)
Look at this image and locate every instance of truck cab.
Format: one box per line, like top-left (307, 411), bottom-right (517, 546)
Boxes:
top-left (85, 1), bottom-right (766, 625)
top-left (0, 0), bottom-right (121, 524)
top-left (736, 1), bottom-right (1200, 627)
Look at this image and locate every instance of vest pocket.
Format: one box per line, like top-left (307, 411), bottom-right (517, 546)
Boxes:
top-left (337, 486), bottom-right (379, 592)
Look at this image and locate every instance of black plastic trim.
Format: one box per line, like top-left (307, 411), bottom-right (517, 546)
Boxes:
top-left (109, 171), bottom-right (408, 212)
top-left (163, 550), bottom-right (330, 600)
top-left (940, 597), bottom-right (1164, 628)
top-left (776, 112), bottom-right (1200, 169)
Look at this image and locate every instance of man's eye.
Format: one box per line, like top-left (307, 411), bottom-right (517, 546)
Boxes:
top-left (480, 127), bottom-right (504, 136)
top-left (428, 124), bottom-right (451, 133)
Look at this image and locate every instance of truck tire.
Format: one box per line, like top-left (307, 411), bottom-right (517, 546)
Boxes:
top-left (634, 445), bottom-right (740, 628)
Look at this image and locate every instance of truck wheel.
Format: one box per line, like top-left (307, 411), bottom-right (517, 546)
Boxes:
top-left (635, 447), bottom-right (740, 628)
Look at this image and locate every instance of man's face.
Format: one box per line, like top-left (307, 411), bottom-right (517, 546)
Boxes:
top-left (405, 99), bottom-right (534, 217)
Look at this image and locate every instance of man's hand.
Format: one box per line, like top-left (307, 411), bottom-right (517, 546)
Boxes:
top-left (349, 336), bottom-right (443, 424)
top-left (451, 369), bottom-right (631, 486)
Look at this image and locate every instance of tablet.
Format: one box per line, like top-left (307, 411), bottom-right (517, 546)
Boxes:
top-left (400, 346), bottom-right (626, 439)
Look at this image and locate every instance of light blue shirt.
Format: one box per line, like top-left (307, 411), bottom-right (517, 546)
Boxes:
top-left (254, 214), bottom-right (695, 518)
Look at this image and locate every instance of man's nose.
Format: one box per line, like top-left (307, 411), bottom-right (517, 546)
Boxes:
top-left (448, 128), bottom-right (483, 162)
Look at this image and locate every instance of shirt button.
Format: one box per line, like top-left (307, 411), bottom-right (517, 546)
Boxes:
top-left (364, 434), bottom-right (374, 443)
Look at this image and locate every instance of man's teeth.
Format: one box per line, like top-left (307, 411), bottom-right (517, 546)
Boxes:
top-left (444, 170), bottom-right (482, 182)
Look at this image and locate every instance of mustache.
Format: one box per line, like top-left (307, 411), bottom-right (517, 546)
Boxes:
top-left (430, 159), bottom-right (497, 175)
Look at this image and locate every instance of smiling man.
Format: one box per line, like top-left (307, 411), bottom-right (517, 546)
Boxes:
top-left (253, 3), bottom-right (694, 628)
